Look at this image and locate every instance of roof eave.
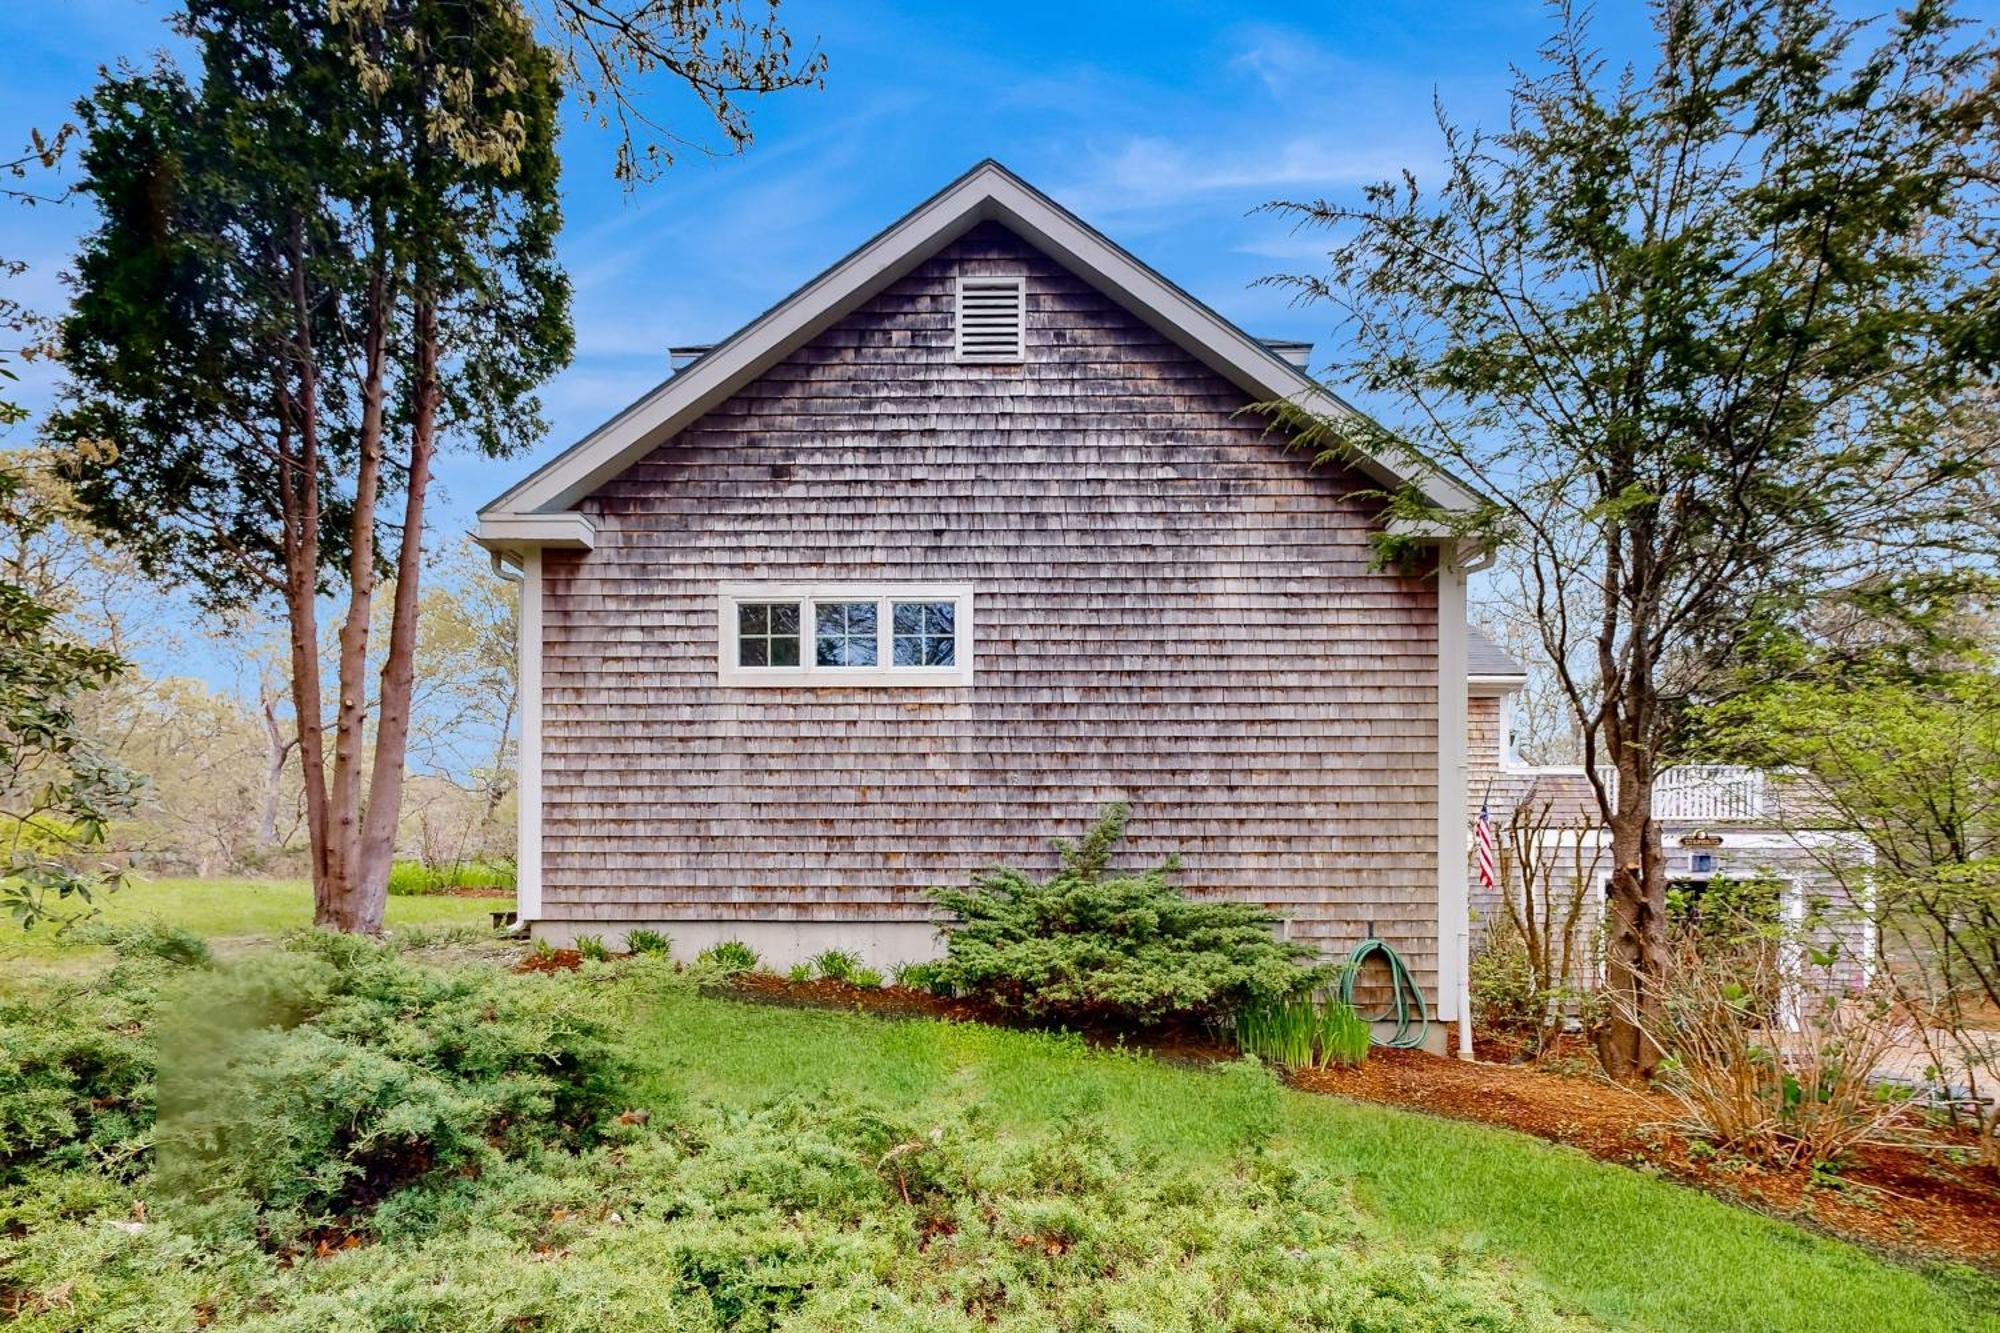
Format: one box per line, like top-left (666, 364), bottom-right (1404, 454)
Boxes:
top-left (480, 159), bottom-right (1482, 523)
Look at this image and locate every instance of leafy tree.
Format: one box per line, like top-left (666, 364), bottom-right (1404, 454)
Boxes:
top-left (1698, 652), bottom-right (2000, 1154)
top-left (1266, 0), bottom-right (2000, 1077)
top-left (528, 0), bottom-right (826, 183)
top-left (53, 0), bottom-right (571, 932)
top-left (0, 141), bottom-right (137, 931)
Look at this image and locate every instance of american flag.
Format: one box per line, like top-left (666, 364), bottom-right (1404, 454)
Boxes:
top-left (1474, 803), bottom-right (1497, 889)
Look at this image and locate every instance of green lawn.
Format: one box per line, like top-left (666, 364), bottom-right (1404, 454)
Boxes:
top-left (6, 894), bottom-right (1990, 1332)
top-left (0, 876), bottom-right (504, 968)
top-left (624, 988), bottom-right (1998, 1333)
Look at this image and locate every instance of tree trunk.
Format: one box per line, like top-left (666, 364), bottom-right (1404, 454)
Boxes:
top-left (353, 300), bottom-right (439, 923)
top-left (1598, 763), bottom-right (1668, 1080)
top-left (319, 269), bottom-right (388, 933)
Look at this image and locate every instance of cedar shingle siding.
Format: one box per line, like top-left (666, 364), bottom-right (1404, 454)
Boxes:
top-left (538, 222), bottom-right (1442, 983)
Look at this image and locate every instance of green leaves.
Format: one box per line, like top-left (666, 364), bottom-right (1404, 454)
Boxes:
top-left (928, 805), bottom-right (1326, 1026)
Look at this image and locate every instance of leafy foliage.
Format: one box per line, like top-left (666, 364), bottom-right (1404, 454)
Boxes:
top-left (0, 509), bottom-right (138, 929)
top-left (1264, 0), bottom-right (2000, 1079)
top-left (1698, 661), bottom-right (2000, 1157)
top-left (385, 859), bottom-right (517, 897)
top-left (144, 932), bottom-right (623, 1235)
top-left (806, 947), bottom-right (859, 982)
top-left (694, 939), bottom-right (759, 974)
top-left (1235, 993), bottom-right (1371, 1069)
top-left (2, 1071), bottom-right (1568, 1331)
top-left (928, 804), bottom-right (1324, 1025)
top-left (623, 928), bottom-right (671, 956)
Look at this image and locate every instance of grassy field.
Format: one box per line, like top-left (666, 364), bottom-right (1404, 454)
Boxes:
top-left (625, 987), bottom-right (1999, 1333)
top-left (0, 876), bottom-right (504, 968)
top-left (4, 892), bottom-right (1991, 1331)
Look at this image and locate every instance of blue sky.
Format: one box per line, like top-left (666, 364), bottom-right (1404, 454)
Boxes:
top-left (7, 0), bottom-right (1991, 677)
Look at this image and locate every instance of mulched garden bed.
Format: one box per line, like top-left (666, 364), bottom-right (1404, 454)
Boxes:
top-left (712, 970), bottom-right (2000, 1268)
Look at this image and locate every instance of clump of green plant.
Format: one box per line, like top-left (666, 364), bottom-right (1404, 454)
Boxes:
top-left (0, 1085), bottom-right (1571, 1330)
top-left (575, 934), bottom-right (610, 962)
top-left (787, 962), bottom-right (813, 982)
top-left (850, 966), bottom-right (885, 989)
top-left (1469, 923), bottom-right (1543, 1038)
top-left (695, 939), bottom-right (759, 974)
top-left (1235, 992), bottom-right (1371, 1069)
top-left (385, 859), bottom-right (518, 897)
top-left (0, 958), bottom-right (170, 1184)
top-left (892, 960), bottom-right (953, 996)
top-left (151, 932), bottom-right (624, 1239)
top-left (809, 947), bottom-right (861, 982)
top-left (76, 919), bottom-right (213, 968)
top-left (623, 928), bottom-right (671, 956)
top-left (927, 803), bottom-right (1326, 1026)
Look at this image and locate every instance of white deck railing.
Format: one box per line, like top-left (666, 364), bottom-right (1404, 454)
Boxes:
top-left (1653, 766), bottom-right (1767, 822)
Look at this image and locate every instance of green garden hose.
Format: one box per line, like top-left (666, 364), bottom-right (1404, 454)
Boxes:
top-left (1338, 936), bottom-right (1430, 1050)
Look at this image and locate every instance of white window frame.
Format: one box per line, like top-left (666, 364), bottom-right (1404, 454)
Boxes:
top-left (954, 274), bottom-right (1026, 363)
top-left (717, 583), bottom-right (976, 687)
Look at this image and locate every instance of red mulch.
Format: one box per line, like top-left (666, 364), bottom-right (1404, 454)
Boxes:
top-left (1292, 1048), bottom-right (2000, 1266)
top-left (513, 948), bottom-right (583, 974)
top-left (711, 971), bottom-right (2000, 1268)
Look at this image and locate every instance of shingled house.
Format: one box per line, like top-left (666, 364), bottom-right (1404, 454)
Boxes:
top-left (474, 161), bottom-right (1496, 1052)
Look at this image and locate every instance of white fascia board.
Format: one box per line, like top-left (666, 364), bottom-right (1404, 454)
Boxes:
top-left (479, 160), bottom-right (1481, 521)
top-left (473, 512), bottom-right (597, 551)
top-left (1467, 673), bottom-right (1528, 695)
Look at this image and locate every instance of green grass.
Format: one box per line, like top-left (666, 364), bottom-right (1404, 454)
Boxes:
top-left (622, 987), bottom-right (1998, 1333)
top-left (0, 876), bottom-right (505, 970)
top-left (4, 892), bottom-right (1989, 1333)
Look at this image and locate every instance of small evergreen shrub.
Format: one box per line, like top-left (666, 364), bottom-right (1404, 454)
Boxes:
top-left (152, 933), bottom-right (624, 1237)
top-left (0, 959), bottom-right (165, 1184)
top-left (624, 928), bottom-right (671, 956)
top-left (809, 948), bottom-right (861, 982)
top-left (927, 803), bottom-right (1325, 1025)
top-left (78, 919), bottom-right (213, 967)
top-left (1469, 923), bottom-right (1543, 1038)
top-left (695, 939), bottom-right (759, 974)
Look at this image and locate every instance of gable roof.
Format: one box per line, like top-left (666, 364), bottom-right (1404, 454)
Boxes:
top-left (1467, 630), bottom-right (1528, 681)
top-left (476, 159), bottom-right (1477, 539)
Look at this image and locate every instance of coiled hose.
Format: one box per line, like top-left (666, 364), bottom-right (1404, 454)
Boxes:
top-left (1338, 936), bottom-right (1430, 1050)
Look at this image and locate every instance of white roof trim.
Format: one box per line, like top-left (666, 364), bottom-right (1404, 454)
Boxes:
top-left (480, 160), bottom-right (1479, 522)
top-left (473, 512), bottom-right (596, 551)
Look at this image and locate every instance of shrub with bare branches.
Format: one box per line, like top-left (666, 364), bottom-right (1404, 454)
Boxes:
top-left (1624, 924), bottom-right (1918, 1169)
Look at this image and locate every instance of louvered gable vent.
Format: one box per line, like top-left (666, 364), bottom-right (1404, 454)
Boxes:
top-left (954, 275), bottom-right (1025, 362)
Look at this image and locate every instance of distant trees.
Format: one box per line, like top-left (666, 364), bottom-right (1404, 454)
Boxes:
top-left (1269, 0), bottom-right (2000, 1078)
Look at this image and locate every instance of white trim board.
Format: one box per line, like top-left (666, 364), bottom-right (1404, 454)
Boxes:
top-left (515, 549), bottom-right (544, 921)
top-left (477, 160), bottom-right (1480, 528)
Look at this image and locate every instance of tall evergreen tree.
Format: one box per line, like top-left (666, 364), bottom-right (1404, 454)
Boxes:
top-left (53, 0), bottom-right (571, 931)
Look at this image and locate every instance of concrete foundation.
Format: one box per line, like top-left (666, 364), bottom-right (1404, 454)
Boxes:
top-left (530, 918), bottom-right (941, 971)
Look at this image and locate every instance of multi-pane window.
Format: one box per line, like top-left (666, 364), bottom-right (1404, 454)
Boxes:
top-left (719, 585), bottom-right (973, 686)
top-left (736, 602), bottom-right (801, 667)
top-left (892, 601), bottom-right (955, 666)
top-left (815, 601), bottom-right (878, 667)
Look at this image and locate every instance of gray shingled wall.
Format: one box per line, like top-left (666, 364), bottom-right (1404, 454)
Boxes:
top-left (536, 221), bottom-right (1443, 984)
